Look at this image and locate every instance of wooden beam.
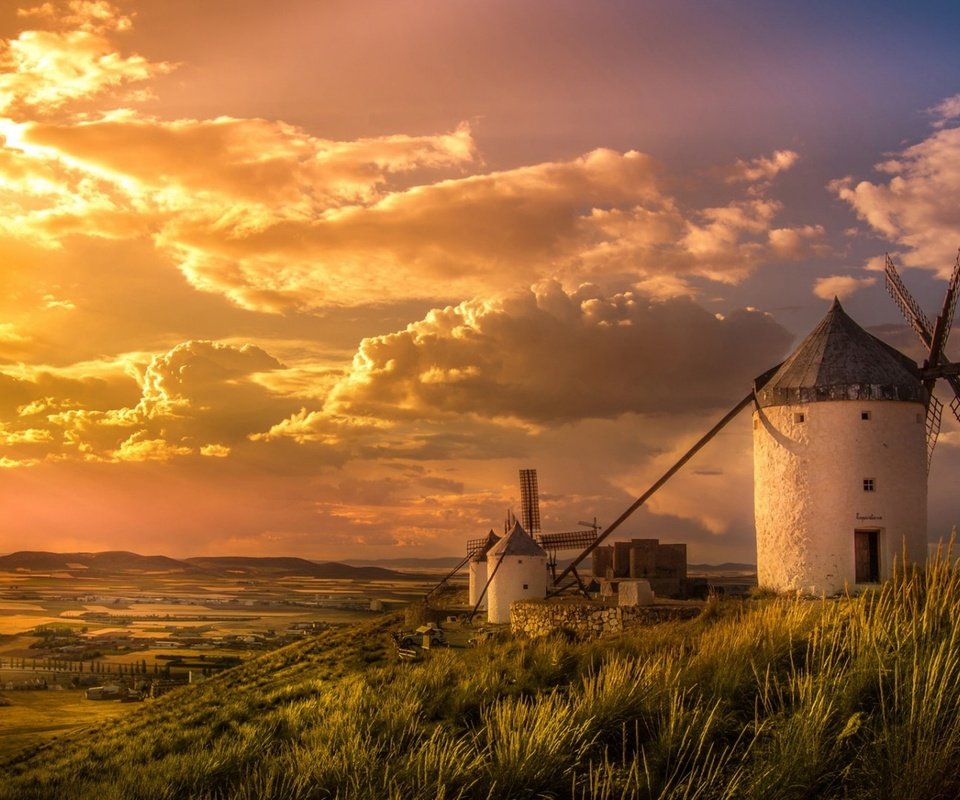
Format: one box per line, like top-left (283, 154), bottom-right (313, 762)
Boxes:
top-left (424, 553), bottom-right (471, 603)
top-left (467, 551), bottom-right (505, 622)
top-left (554, 391), bottom-right (756, 585)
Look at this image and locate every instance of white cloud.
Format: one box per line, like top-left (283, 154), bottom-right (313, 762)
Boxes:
top-left (813, 274), bottom-right (877, 300)
top-left (723, 149), bottom-right (799, 184)
top-left (929, 94), bottom-right (960, 128)
top-left (832, 96), bottom-right (960, 276)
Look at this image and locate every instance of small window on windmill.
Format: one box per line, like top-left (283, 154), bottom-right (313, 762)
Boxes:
top-left (861, 411), bottom-right (872, 421)
top-left (793, 412), bottom-right (805, 423)
top-left (522, 584), bottom-right (528, 590)
top-left (863, 478), bottom-right (875, 492)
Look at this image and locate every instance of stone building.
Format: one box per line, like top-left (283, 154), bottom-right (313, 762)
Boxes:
top-left (591, 538), bottom-right (688, 598)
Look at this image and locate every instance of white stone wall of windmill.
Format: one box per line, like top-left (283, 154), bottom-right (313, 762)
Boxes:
top-left (467, 530), bottom-right (499, 609)
top-left (753, 382), bottom-right (928, 595)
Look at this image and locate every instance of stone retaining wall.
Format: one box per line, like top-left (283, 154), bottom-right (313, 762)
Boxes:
top-left (511, 600), bottom-right (699, 639)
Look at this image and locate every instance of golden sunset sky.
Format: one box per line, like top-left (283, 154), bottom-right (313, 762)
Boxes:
top-left (1, 0), bottom-right (959, 561)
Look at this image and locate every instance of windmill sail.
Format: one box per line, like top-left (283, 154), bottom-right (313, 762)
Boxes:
top-left (926, 394), bottom-right (943, 470)
top-left (940, 251), bottom-right (960, 351)
top-left (884, 253), bottom-right (960, 448)
top-left (935, 253), bottom-right (960, 420)
top-left (885, 255), bottom-right (934, 345)
top-left (519, 468), bottom-right (541, 537)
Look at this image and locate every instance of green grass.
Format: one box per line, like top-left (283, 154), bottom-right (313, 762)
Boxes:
top-left (0, 689), bottom-right (134, 760)
top-left (5, 552), bottom-right (960, 799)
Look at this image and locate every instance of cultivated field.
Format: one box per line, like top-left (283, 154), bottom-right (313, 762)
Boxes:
top-left (0, 565), bottom-right (455, 758)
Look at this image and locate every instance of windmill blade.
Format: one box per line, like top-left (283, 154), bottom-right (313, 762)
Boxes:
top-left (924, 250), bottom-right (960, 378)
top-left (519, 468), bottom-right (542, 537)
top-left (925, 394), bottom-right (943, 470)
top-left (938, 250), bottom-right (960, 352)
top-left (885, 254), bottom-right (933, 347)
top-left (928, 252), bottom-right (960, 423)
top-left (926, 359), bottom-right (960, 423)
top-left (944, 375), bottom-right (960, 424)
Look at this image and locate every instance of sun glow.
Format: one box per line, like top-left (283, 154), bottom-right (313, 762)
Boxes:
top-left (0, 0), bottom-right (958, 562)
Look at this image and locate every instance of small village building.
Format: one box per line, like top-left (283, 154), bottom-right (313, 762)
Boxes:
top-left (85, 684), bottom-right (121, 701)
top-left (753, 299), bottom-right (928, 595)
top-left (415, 623), bottom-right (445, 648)
top-left (486, 521), bottom-right (547, 624)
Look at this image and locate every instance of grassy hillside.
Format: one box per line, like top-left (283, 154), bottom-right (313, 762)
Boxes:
top-left (4, 551), bottom-right (960, 800)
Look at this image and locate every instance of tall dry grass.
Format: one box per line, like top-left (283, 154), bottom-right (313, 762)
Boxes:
top-left (6, 548), bottom-right (960, 799)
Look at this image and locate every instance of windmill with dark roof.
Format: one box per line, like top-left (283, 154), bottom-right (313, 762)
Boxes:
top-left (752, 295), bottom-right (929, 593)
top-left (551, 253), bottom-right (960, 597)
top-left (484, 520), bottom-right (548, 623)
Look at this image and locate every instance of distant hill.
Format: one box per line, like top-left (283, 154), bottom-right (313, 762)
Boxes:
top-left (0, 549), bottom-right (747, 579)
top-left (346, 557), bottom-right (757, 575)
top-left (184, 556), bottom-right (409, 580)
top-left (344, 556), bottom-right (465, 569)
top-left (0, 550), bottom-right (199, 574)
top-left (0, 551), bottom-right (417, 580)
top-left (688, 562), bottom-right (756, 574)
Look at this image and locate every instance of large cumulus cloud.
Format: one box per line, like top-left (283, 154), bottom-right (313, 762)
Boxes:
top-left (0, 340), bottom-right (303, 465)
top-left (261, 282), bottom-right (792, 440)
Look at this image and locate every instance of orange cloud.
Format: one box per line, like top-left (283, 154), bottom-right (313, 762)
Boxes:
top-left (0, 2), bottom-right (171, 116)
top-left (1, 92), bottom-right (818, 311)
top-left (722, 149), bottom-right (799, 184)
top-left (24, 115), bottom-right (476, 207)
top-left (110, 432), bottom-right (191, 463)
top-left (260, 283), bottom-right (792, 438)
top-left (0, 340), bottom-right (302, 465)
top-left (168, 147), bottom-right (820, 311)
top-left (18, 1), bottom-right (133, 34)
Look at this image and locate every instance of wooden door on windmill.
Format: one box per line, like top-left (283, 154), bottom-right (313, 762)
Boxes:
top-left (854, 529), bottom-right (880, 583)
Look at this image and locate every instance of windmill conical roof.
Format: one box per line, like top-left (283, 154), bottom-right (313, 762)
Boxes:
top-left (471, 530), bottom-right (501, 562)
top-left (754, 298), bottom-right (925, 408)
top-left (488, 521), bottom-right (546, 558)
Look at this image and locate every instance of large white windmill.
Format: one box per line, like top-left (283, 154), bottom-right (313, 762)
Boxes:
top-left (752, 296), bottom-right (928, 594)
top-left (550, 253), bottom-right (960, 597)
